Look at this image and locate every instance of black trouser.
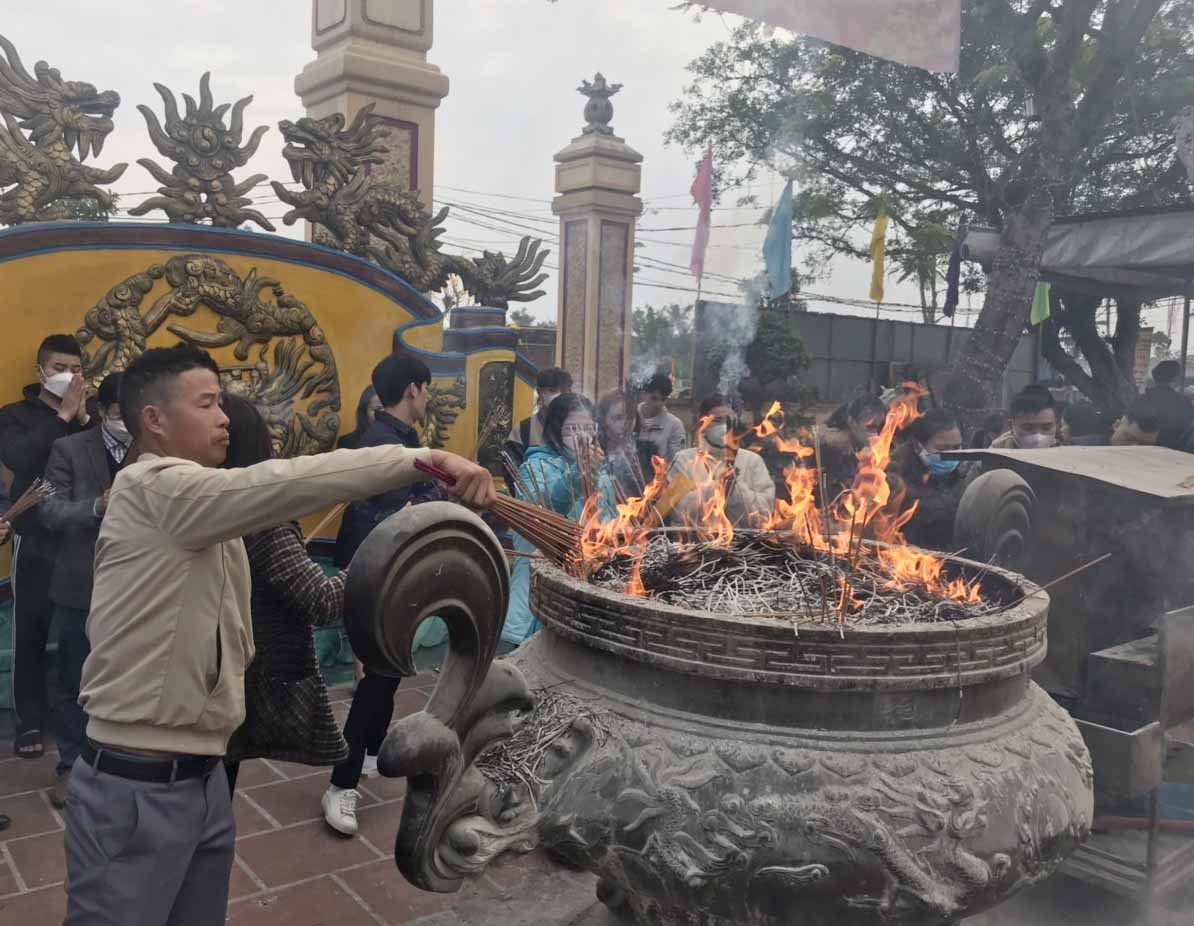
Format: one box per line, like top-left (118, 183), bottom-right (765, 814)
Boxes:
top-left (330, 671), bottom-right (400, 790)
top-left (51, 604), bottom-right (90, 774)
top-left (224, 761), bottom-right (240, 796)
top-left (11, 534), bottom-right (56, 737)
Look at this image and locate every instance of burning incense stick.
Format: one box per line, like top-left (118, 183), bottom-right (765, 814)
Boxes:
top-left (1020, 553), bottom-right (1113, 602)
top-left (303, 503), bottom-right (346, 546)
top-left (415, 459), bottom-right (583, 570)
top-left (1, 478), bottom-right (56, 523)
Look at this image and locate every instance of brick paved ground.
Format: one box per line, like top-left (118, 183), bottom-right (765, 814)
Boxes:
top-left (1, 674), bottom-right (1192, 925)
top-left (0, 674), bottom-right (598, 925)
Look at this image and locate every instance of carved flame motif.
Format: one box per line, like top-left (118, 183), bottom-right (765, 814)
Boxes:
top-left (0, 33), bottom-right (127, 224)
top-left (130, 73), bottom-right (273, 230)
top-left (75, 255), bottom-right (340, 457)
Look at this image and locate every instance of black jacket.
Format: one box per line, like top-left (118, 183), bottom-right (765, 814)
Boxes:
top-left (1146, 385), bottom-right (1194, 450)
top-left (890, 444), bottom-right (972, 553)
top-left (333, 411), bottom-right (446, 567)
top-left (0, 384), bottom-right (96, 537)
top-left (39, 427), bottom-right (123, 610)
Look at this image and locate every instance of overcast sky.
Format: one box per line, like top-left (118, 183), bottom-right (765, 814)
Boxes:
top-left (7, 1), bottom-right (957, 326)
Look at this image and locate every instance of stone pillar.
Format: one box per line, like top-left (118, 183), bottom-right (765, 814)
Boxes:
top-left (297, 0), bottom-right (448, 209)
top-left (552, 74), bottom-right (643, 399)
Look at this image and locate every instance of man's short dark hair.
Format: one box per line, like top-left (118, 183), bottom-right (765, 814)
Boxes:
top-left (908, 407), bottom-right (959, 445)
top-left (1125, 395), bottom-right (1164, 434)
top-left (97, 372), bottom-right (122, 411)
top-left (537, 367), bottom-right (573, 393)
top-left (698, 393), bottom-right (732, 417)
top-left (1009, 385), bottom-right (1055, 418)
top-left (38, 334), bottom-right (82, 366)
top-left (119, 344), bottom-right (220, 441)
top-left (372, 352), bottom-right (432, 407)
top-left (642, 373), bottom-right (673, 399)
top-left (1153, 360), bottom-right (1182, 386)
top-left (1061, 402), bottom-right (1109, 439)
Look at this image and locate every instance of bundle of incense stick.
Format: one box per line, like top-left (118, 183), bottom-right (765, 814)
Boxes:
top-left (414, 459), bottom-right (582, 569)
top-left (1, 478), bottom-right (56, 523)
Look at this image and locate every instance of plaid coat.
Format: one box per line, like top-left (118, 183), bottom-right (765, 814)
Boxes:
top-left (225, 522), bottom-right (349, 767)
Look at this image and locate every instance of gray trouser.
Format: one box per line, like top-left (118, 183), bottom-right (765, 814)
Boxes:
top-left (63, 753), bottom-right (236, 925)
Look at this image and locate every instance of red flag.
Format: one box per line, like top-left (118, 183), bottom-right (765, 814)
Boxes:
top-left (689, 148), bottom-right (714, 282)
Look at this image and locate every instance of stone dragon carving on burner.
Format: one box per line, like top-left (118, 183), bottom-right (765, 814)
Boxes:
top-left (0, 34), bottom-right (128, 224)
top-left (272, 104), bottom-right (549, 308)
top-left (406, 655), bottom-right (1091, 926)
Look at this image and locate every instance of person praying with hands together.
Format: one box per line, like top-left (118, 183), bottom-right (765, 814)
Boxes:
top-left (0, 334), bottom-right (98, 761)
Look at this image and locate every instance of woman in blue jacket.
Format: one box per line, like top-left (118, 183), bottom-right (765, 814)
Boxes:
top-left (503, 393), bottom-right (615, 647)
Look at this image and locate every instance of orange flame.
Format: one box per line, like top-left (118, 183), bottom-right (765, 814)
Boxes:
top-left (684, 414), bottom-right (736, 547)
top-left (576, 383), bottom-right (984, 607)
top-left (626, 562), bottom-right (647, 597)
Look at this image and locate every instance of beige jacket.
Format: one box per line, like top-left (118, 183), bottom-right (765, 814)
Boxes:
top-left (80, 445), bottom-right (432, 756)
top-left (667, 445), bottom-right (776, 527)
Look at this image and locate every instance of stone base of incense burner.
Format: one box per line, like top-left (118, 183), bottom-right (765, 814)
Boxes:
top-left (489, 564), bottom-right (1094, 926)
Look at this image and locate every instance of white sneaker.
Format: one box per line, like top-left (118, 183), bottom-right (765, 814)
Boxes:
top-left (321, 785), bottom-right (360, 836)
top-left (361, 753), bottom-right (379, 779)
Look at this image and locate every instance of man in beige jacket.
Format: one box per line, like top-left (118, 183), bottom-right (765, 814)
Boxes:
top-left (667, 394), bottom-right (775, 527)
top-left (64, 344), bottom-right (493, 925)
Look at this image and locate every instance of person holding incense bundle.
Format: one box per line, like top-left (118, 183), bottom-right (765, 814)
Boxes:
top-left (64, 343), bottom-right (492, 926)
top-left (818, 394), bottom-right (887, 497)
top-left (503, 393), bottom-right (616, 648)
top-left (889, 408), bottom-right (971, 553)
top-left (218, 395), bottom-right (348, 797)
top-left (0, 333), bottom-right (97, 760)
top-left (325, 351), bottom-right (448, 836)
top-left (596, 390), bottom-right (650, 498)
top-left (668, 394), bottom-right (775, 528)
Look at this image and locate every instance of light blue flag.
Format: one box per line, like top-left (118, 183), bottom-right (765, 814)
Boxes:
top-left (763, 181), bottom-right (794, 297)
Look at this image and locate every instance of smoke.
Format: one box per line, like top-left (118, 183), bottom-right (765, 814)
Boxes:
top-left (703, 277), bottom-right (764, 397)
top-left (631, 346), bottom-right (669, 386)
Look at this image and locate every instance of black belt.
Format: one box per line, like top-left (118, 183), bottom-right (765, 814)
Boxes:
top-left (81, 741), bottom-right (221, 784)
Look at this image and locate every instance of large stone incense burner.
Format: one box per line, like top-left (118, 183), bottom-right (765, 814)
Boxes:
top-left (349, 505), bottom-right (1092, 926)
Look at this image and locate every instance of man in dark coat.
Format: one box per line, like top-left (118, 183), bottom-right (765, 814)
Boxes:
top-left (39, 373), bottom-right (129, 805)
top-left (324, 352), bottom-right (446, 836)
top-left (1145, 360), bottom-right (1194, 450)
top-left (0, 334), bottom-right (96, 759)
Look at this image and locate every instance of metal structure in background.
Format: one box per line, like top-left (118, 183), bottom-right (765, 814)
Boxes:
top-left (963, 205), bottom-right (1194, 386)
top-left (692, 303), bottom-right (1043, 408)
top-left (951, 446), bottom-right (1194, 902)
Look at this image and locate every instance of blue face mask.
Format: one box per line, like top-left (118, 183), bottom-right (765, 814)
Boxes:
top-left (919, 448), bottom-right (960, 476)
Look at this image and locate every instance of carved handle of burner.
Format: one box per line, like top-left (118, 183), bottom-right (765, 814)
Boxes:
top-left (954, 469), bottom-right (1037, 573)
top-left (344, 500), bottom-right (534, 891)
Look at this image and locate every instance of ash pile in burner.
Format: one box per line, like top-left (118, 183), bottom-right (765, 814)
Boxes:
top-left (589, 533), bottom-right (1016, 625)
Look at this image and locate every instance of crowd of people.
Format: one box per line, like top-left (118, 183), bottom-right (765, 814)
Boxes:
top-left (1, 331), bottom-right (1192, 924)
top-left (0, 335), bottom-right (492, 923)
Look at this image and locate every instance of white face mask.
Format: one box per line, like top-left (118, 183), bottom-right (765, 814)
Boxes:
top-left (104, 416), bottom-right (132, 445)
top-left (1016, 432), bottom-right (1056, 450)
top-left (703, 424), bottom-right (729, 449)
top-left (42, 370), bottom-right (74, 398)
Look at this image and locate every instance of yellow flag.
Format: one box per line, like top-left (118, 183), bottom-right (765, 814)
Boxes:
top-left (869, 207), bottom-right (889, 304)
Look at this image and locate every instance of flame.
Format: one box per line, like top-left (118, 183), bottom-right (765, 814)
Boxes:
top-left (684, 414), bottom-right (735, 547)
top-left (576, 383), bottom-right (984, 608)
top-left (578, 455), bottom-right (669, 570)
top-left (626, 561), bottom-right (646, 597)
